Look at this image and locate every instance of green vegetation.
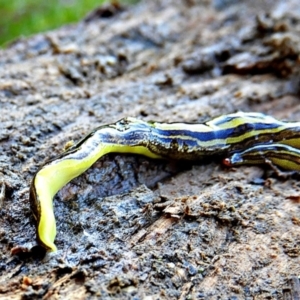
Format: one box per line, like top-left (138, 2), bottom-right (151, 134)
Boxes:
top-left (0, 0), bottom-right (135, 47)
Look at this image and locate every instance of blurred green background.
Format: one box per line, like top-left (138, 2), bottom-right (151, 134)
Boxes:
top-left (0, 0), bottom-right (136, 47)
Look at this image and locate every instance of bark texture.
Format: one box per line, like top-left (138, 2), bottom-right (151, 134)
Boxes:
top-left (0, 0), bottom-right (300, 299)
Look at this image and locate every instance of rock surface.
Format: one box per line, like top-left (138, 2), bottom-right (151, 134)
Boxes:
top-left (0, 0), bottom-right (300, 299)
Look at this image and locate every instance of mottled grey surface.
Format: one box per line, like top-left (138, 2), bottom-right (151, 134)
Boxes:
top-left (0, 0), bottom-right (300, 299)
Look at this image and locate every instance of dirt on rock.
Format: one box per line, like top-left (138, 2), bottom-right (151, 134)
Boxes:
top-left (0, 0), bottom-right (300, 299)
